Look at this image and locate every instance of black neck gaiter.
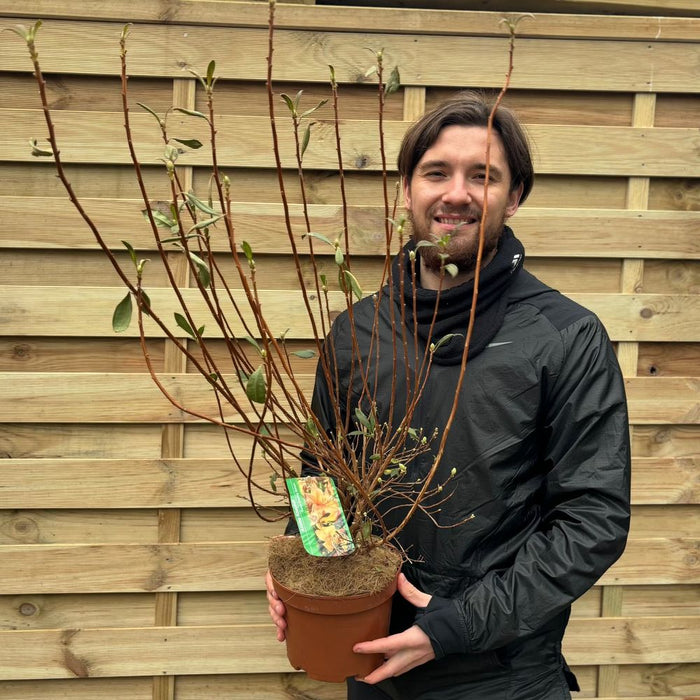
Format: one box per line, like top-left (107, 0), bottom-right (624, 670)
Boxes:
top-left (391, 226), bottom-right (525, 365)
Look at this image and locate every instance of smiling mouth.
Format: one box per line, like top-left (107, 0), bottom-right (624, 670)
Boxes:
top-left (435, 215), bottom-right (479, 228)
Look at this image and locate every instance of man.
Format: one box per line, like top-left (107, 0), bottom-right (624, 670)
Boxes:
top-left (267, 91), bottom-right (631, 699)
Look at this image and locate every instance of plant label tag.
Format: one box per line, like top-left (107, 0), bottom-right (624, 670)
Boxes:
top-left (286, 476), bottom-right (355, 557)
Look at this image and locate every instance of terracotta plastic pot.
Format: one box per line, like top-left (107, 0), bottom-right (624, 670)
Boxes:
top-left (271, 568), bottom-right (398, 683)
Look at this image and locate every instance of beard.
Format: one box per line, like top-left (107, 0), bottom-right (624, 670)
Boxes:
top-left (407, 206), bottom-right (507, 276)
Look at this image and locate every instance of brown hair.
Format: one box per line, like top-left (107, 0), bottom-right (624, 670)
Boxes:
top-left (397, 91), bottom-right (534, 203)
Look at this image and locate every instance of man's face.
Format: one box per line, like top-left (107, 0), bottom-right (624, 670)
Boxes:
top-left (403, 124), bottom-right (523, 276)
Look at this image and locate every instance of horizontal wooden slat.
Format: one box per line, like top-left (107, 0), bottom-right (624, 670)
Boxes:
top-left (0, 591), bottom-right (270, 631)
top-left (0, 616), bottom-right (698, 680)
top-left (598, 538), bottom-right (700, 586)
top-left (0, 459), bottom-right (281, 509)
top-left (3, 456), bottom-right (694, 508)
top-left (2, 287), bottom-right (698, 341)
top-left (1, 1), bottom-right (699, 40)
top-left (2, 18), bottom-right (699, 91)
top-left (0, 537), bottom-right (695, 594)
top-left (0, 585), bottom-right (620, 630)
top-left (0, 587), bottom-right (604, 630)
top-left (3, 110), bottom-right (700, 176)
top-left (0, 414), bottom-right (695, 460)
top-left (631, 457), bottom-right (700, 504)
top-left (625, 377), bottom-right (699, 425)
top-left (0, 372), bottom-right (313, 423)
top-left (5, 197), bottom-right (700, 259)
top-left (176, 667), bottom-right (696, 700)
top-left (0, 624), bottom-right (287, 680)
top-left (1, 503), bottom-right (692, 544)
top-left (0, 542), bottom-right (269, 594)
top-left (0, 373), bottom-right (696, 423)
top-left (0, 286), bottom-right (331, 339)
top-left (36, 673), bottom-right (678, 700)
top-left (562, 616), bottom-right (700, 666)
top-left (0, 678), bottom-right (152, 700)
top-left (3, 675), bottom-right (690, 700)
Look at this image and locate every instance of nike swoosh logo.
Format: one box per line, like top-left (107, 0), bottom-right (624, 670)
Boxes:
top-left (486, 341), bottom-right (513, 348)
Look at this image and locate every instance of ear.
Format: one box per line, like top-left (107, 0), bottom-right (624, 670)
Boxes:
top-left (402, 176), bottom-right (413, 212)
top-left (505, 182), bottom-right (524, 218)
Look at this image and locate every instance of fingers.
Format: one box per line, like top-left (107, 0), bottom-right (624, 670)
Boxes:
top-left (354, 626), bottom-right (435, 685)
top-left (396, 572), bottom-right (432, 609)
top-left (360, 649), bottom-right (431, 685)
top-left (265, 570), bottom-right (287, 642)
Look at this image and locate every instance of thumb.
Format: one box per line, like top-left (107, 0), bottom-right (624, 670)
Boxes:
top-left (397, 572), bottom-right (432, 608)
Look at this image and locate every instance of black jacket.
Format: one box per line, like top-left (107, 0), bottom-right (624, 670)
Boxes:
top-left (307, 231), bottom-right (631, 698)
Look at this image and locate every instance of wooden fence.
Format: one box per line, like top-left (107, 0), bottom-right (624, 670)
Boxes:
top-left (0, 1), bottom-right (698, 698)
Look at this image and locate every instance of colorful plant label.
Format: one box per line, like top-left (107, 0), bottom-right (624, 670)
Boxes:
top-left (286, 476), bottom-right (355, 557)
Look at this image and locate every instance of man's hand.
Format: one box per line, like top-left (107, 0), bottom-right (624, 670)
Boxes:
top-left (352, 573), bottom-right (435, 684)
top-left (265, 570), bottom-right (287, 642)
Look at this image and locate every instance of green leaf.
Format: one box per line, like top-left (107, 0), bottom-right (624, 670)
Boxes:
top-left (187, 214), bottom-right (223, 233)
top-left (387, 216), bottom-right (406, 230)
top-left (343, 270), bottom-right (363, 301)
top-left (414, 240), bottom-right (437, 251)
top-left (431, 333), bottom-right (462, 352)
top-left (173, 137), bottom-right (203, 149)
top-left (300, 124), bottom-right (311, 157)
top-left (144, 208), bottom-right (177, 229)
top-left (245, 366), bottom-right (267, 404)
top-left (29, 139), bottom-right (53, 157)
top-left (302, 232), bottom-right (335, 248)
top-left (184, 192), bottom-right (218, 215)
top-left (174, 312), bottom-right (197, 338)
top-left (160, 233), bottom-right (198, 244)
top-left (139, 290), bottom-right (152, 316)
top-left (137, 102), bottom-right (164, 127)
top-left (206, 60), bottom-right (216, 85)
top-left (444, 263), bottom-right (458, 278)
top-left (305, 416), bottom-right (320, 439)
top-left (241, 241), bottom-right (254, 262)
top-left (292, 349), bottom-right (316, 359)
top-left (112, 293), bottom-right (133, 333)
top-left (122, 240), bottom-right (138, 266)
top-left (243, 335), bottom-right (261, 353)
top-left (188, 252), bottom-right (211, 288)
top-left (334, 247), bottom-right (344, 266)
top-left (173, 107), bottom-right (208, 120)
top-left (280, 93), bottom-right (296, 115)
top-left (299, 98), bottom-right (328, 119)
top-left (354, 407), bottom-right (375, 431)
top-left (269, 473), bottom-right (278, 493)
top-left (385, 66), bottom-right (401, 95)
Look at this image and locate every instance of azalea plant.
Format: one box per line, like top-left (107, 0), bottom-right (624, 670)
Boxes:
top-left (11, 2), bottom-right (523, 558)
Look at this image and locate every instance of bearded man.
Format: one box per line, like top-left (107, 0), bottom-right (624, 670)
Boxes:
top-left (267, 92), bottom-right (631, 700)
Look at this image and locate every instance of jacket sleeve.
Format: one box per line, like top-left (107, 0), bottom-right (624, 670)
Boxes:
top-left (415, 315), bottom-right (631, 657)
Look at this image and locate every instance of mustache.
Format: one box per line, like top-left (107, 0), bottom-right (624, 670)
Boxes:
top-left (433, 208), bottom-right (482, 222)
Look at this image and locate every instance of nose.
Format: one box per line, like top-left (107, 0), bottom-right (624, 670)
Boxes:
top-left (441, 175), bottom-right (472, 206)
